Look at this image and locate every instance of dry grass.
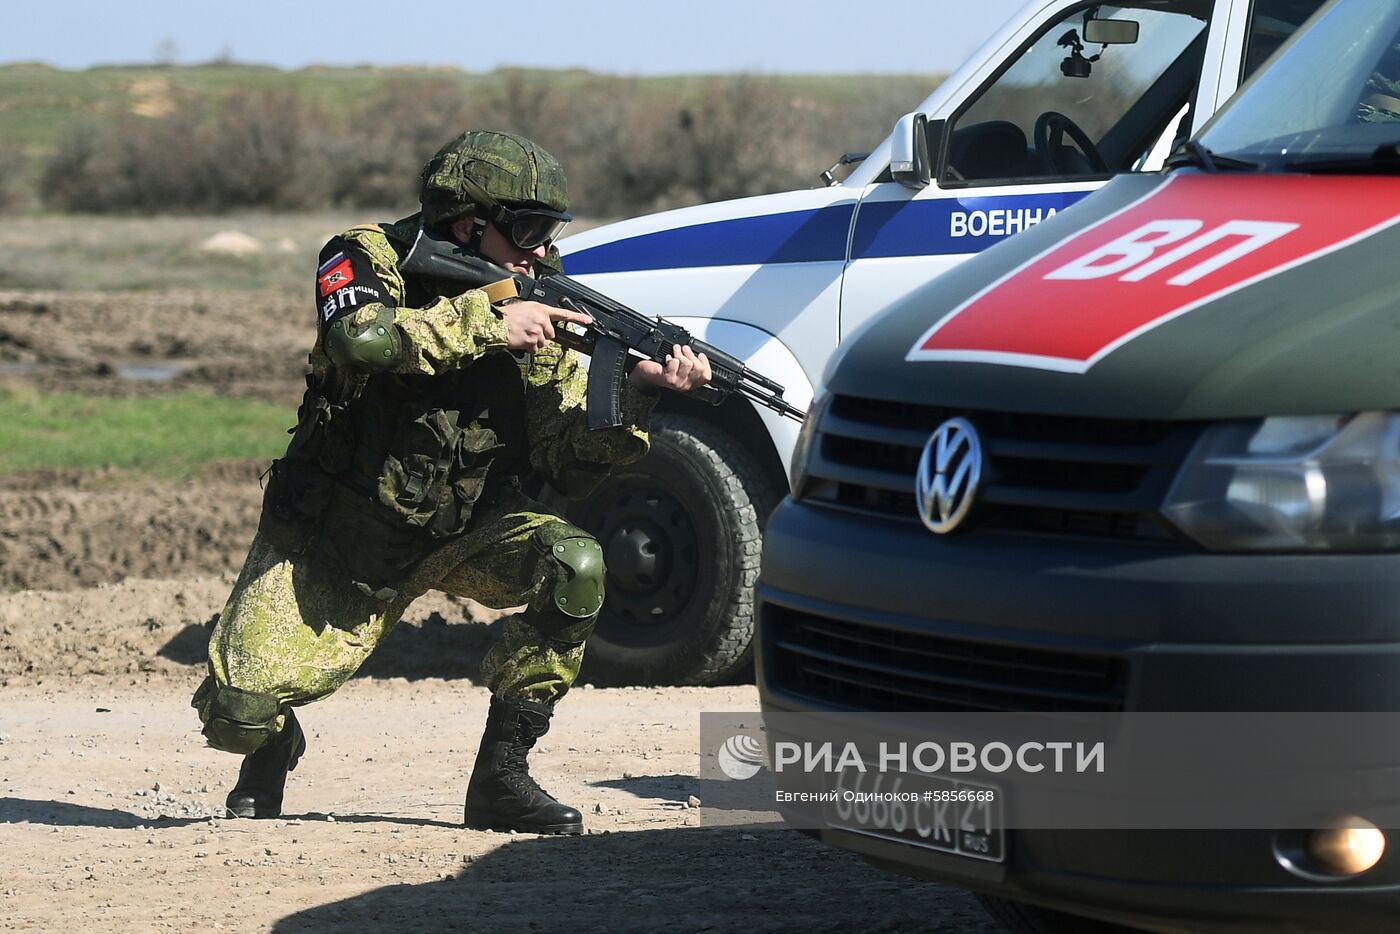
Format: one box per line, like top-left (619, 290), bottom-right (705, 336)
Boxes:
top-left (0, 213), bottom-right (606, 292)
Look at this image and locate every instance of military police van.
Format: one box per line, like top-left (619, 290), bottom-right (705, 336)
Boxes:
top-left (757, 0), bottom-right (1400, 929)
top-left (558, 0), bottom-right (1324, 686)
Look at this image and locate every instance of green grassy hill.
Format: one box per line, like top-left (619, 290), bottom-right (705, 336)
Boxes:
top-left (0, 62), bottom-right (940, 158)
top-left (0, 63), bottom-right (944, 217)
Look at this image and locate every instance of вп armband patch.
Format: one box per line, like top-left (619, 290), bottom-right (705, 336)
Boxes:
top-left (314, 237), bottom-right (393, 333)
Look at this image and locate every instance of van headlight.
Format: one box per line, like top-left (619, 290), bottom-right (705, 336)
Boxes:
top-left (1162, 413), bottom-right (1400, 551)
top-left (788, 391), bottom-right (832, 497)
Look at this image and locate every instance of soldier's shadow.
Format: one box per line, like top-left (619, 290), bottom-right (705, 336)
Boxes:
top-left (590, 773), bottom-right (696, 804)
top-left (356, 611), bottom-right (499, 682)
top-left (0, 797), bottom-right (207, 829)
top-left (157, 609), bottom-right (504, 685)
top-left (324, 813), bottom-right (461, 830)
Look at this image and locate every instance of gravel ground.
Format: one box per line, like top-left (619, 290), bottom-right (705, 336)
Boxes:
top-left (0, 677), bottom-right (1001, 933)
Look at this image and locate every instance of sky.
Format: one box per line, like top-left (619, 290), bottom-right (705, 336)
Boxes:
top-left (3, 0), bottom-right (1031, 75)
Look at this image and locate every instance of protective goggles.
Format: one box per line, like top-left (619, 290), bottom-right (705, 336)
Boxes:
top-left (490, 204), bottom-right (572, 251)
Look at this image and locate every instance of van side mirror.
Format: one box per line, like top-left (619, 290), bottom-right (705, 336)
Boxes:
top-left (1084, 17), bottom-right (1139, 44)
top-left (891, 112), bottom-right (934, 190)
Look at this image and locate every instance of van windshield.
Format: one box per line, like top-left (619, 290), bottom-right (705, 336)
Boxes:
top-left (1194, 0), bottom-right (1400, 170)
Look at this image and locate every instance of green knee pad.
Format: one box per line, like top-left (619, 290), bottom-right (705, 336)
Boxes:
top-left (533, 529), bottom-right (605, 621)
top-left (324, 306), bottom-right (401, 372)
top-left (192, 678), bottom-right (284, 756)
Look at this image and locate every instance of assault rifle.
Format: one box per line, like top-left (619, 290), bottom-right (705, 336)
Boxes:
top-left (401, 224), bottom-right (806, 430)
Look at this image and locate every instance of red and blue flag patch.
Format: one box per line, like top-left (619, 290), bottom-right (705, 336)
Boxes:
top-left (317, 252), bottom-right (355, 297)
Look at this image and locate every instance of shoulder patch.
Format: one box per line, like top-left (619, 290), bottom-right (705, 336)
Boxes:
top-left (317, 252), bottom-right (353, 296)
top-left (314, 237), bottom-right (394, 334)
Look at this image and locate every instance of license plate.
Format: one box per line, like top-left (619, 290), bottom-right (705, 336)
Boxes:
top-left (823, 767), bottom-right (1004, 862)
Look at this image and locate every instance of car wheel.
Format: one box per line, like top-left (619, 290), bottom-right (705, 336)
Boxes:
top-left (549, 413), bottom-right (782, 686)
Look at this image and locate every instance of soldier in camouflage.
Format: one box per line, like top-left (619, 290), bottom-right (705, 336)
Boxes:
top-left (190, 130), bottom-right (711, 835)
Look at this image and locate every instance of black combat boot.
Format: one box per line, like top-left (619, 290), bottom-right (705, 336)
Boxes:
top-left (464, 697), bottom-right (583, 835)
top-left (225, 707), bottom-right (306, 819)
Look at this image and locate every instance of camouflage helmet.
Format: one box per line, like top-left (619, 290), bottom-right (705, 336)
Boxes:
top-left (419, 130), bottom-right (569, 226)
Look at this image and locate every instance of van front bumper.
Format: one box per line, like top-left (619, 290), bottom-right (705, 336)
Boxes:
top-left (756, 498), bottom-right (1400, 933)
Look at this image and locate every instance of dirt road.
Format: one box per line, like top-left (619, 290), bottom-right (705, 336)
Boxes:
top-left (1, 671), bottom-right (999, 933)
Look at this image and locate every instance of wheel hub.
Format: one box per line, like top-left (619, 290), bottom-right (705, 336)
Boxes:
top-left (588, 484), bottom-right (697, 624)
top-left (605, 520), bottom-right (669, 595)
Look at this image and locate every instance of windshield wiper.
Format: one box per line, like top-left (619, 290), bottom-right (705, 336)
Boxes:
top-left (1283, 143), bottom-right (1400, 173)
top-left (1165, 141), bottom-right (1266, 173)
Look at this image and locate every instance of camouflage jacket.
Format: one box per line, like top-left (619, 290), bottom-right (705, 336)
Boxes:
top-left (312, 212), bottom-right (655, 481)
top-left (260, 214), bottom-right (656, 592)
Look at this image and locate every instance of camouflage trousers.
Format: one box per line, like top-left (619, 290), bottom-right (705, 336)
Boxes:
top-left (192, 488), bottom-right (598, 740)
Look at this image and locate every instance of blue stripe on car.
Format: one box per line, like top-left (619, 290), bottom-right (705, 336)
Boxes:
top-left (564, 206), bottom-right (854, 274)
top-left (850, 191), bottom-right (1091, 258)
top-left (562, 191), bottom-right (1092, 274)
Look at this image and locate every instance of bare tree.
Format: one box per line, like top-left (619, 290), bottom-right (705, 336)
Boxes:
top-left (153, 38), bottom-right (179, 67)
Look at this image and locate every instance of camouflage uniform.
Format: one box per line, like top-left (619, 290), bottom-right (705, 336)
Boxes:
top-left (192, 169), bottom-right (656, 754)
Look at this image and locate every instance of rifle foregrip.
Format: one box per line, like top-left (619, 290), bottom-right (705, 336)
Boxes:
top-left (692, 339), bottom-right (746, 376)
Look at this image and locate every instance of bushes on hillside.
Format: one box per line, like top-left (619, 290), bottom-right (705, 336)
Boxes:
top-left (0, 142), bottom-right (33, 213)
top-left (315, 77), bottom-right (479, 209)
top-left (35, 73), bottom-right (919, 218)
top-left (41, 89), bottom-right (314, 213)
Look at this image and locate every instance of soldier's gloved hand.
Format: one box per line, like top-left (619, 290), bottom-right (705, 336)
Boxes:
top-left (629, 345), bottom-right (713, 394)
top-left (501, 301), bottom-right (592, 352)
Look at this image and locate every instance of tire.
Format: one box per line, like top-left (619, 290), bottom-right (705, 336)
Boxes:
top-left (976, 895), bottom-right (1145, 934)
top-left (546, 413), bottom-right (783, 686)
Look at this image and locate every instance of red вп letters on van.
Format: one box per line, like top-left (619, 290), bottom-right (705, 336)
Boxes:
top-left (907, 175), bottom-right (1400, 372)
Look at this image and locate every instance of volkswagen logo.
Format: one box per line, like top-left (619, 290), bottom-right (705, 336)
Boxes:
top-left (916, 417), bottom-right (982, 533)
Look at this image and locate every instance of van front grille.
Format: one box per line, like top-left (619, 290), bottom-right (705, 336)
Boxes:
top-left (802, 395), bottom-right (1202, 542)
top-left (765, 603), bottom-right (1127, 713)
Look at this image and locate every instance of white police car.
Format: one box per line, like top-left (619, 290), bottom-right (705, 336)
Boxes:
top-left (557, 0), bottom-right (1326, 686)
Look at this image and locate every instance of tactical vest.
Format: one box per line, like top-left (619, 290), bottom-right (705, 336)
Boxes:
top-left (260, 239), bottom-right (532, 601)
